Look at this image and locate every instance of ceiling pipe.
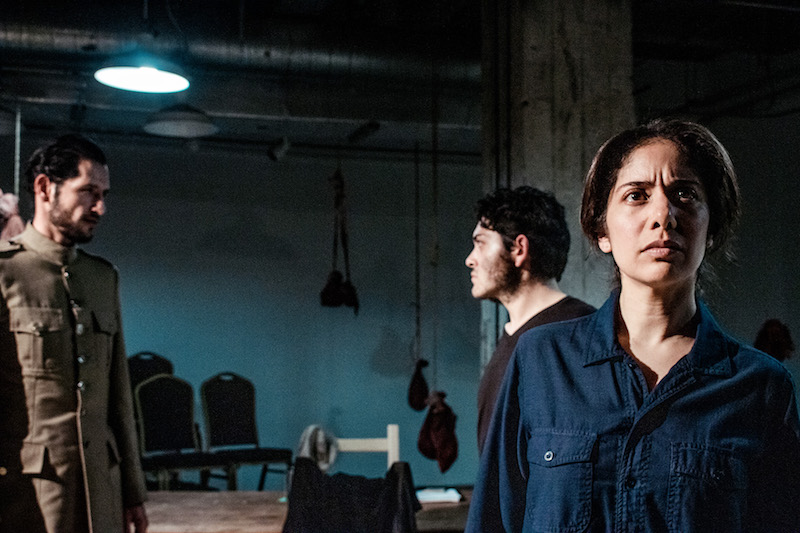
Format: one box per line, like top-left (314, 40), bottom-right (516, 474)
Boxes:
top-left (719, 1), bottom-right (800, 13)
top-left (0, 22), bottom-right (480, 87)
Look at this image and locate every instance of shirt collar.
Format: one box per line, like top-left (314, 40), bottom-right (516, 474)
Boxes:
top-left (15, 223), bottom-right (78, 266)
top-left (583, 289), bottom-right (734, 377)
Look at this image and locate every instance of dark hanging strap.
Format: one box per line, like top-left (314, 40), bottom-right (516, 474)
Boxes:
top-left (339, 206), bottom-right (352, 282)
top-left (322, 166), bottom-right (359, 314)
top-left (330, 167), bottom-right (344, 272)
top-left (330, 166), bottom-right (353, 282)
top-left (331, 209), bottom-right (339, 271)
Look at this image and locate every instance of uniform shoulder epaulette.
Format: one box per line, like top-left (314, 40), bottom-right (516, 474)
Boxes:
top-left (76, 248), bottom-right (116, 269)
top-left (0, 240), bottom-right (23, 254)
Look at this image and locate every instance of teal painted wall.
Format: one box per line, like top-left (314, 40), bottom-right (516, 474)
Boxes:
top-left (84, 140), bottom-right (483, 489)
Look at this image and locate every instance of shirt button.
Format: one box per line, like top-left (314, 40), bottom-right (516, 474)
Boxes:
top-left (70, 300), bottom-right (80, 309)
top-left (75, 324), bottom-right (85, 335)
top-left (63, 271), bottom-right (70, 279)
top-left (625, 476), bottom-right (637, 489)
top-left (627, 362), bottom-right (636, 370)
top-left (77, 355), bottom-right (86, 364)
top-left (544, 450), bottom-right (554, 462)
top-left (77, 381), bottom-right (85, 391)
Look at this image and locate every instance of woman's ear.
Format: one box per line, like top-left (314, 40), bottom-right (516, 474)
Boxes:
top-left (511, 234), bottom-right (529, 268)
top-left (598, 235), bottom-right (612, 254)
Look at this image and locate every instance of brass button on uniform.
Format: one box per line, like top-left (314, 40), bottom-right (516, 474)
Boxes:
top-left (0, 466), bottom-right (7, 476)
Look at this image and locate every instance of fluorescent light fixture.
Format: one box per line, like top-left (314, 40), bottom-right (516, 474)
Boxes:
top-left (94, 56), bottom-right (190, 93)
top-left (143, 104), bottom-right (219, 138)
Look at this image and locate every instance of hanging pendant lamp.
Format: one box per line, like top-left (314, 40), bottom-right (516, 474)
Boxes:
top-left (143, 104), bottom-right (219, 138)
top-left (94, 54), bottom-right (190, 94)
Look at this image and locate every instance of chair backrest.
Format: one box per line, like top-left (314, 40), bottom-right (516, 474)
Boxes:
top-left (200, 372), bottom-right (259, 449)
top-left (337, 424), bottom-right (400, 470)
top-left (135, 374), bottom-right (199, 455)
top-left (128, 351), bottom-right (174, 392)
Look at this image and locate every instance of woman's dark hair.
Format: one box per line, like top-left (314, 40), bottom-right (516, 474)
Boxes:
top-left (24, 134), bottom-right (107, 195)
top-left (475, 185), bottom-right (570, 282)
top-left (580, 119), bottom-right (740, 261)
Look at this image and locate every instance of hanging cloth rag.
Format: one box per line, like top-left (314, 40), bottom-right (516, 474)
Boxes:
top-left (417, 391), bottom-right (458, 473)
top-left (296, 424), bottom-right (339, 473)
top-left (407, 359), bottom-right (429, 411)
top-left (320, 166), bottom-right (359, 314)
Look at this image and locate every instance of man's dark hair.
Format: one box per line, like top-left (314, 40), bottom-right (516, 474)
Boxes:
top-left (24, 134), bottom-right (107, 195)
top-left (475, 185), bottom-right (570, 282)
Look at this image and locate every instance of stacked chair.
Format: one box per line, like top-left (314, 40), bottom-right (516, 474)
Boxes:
top-left (128, 355), bottom-right (292, 491)
top-left (200, 372), bottom-right (293, 490)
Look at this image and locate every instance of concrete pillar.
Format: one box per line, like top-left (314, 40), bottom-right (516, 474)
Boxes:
top-left (480, 0), bottom-right (635, 367)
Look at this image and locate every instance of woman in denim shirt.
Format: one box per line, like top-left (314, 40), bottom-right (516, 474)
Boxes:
top-left (467, 119), bottom-right (800, 532)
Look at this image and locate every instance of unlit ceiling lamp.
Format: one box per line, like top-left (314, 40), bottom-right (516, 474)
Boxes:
top-left (94, 55), bottom-right (190, 93)
top-left (143, 104), bottom-right (219, 138)
top-left (267, 137), bottom-right (291, 161)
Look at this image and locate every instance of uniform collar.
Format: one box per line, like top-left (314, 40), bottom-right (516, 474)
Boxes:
top-left (15, 223), bottom-right (78, 266)
top-left (583, 289), bottom-right (734, 377)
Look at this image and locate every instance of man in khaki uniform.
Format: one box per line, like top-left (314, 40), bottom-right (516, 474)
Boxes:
top-left (0, 135), bottom-right (148, 532)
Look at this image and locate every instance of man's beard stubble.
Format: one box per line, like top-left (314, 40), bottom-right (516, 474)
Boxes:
top-left (49, 194), bottom-right (94, 245)
top-left (488, 250), bottom-right (522, 302)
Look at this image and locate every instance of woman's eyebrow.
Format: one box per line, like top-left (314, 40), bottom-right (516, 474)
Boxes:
top-left (613, 180), bottom-right (651, 190)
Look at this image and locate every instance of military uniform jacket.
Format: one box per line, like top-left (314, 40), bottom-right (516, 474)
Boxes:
top-left (0, 225), bottom-right (146, 533)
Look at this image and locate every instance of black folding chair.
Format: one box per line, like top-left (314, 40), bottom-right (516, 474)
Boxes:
top-left (134, 374), bottom-right (218, 490)
top-left (200, 372), bottom-right (292, 490)
top-left (128, 351), bottom-right (174, 392)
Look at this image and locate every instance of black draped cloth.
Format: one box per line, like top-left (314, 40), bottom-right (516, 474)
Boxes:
top-left (283, 457), bottom-right (421, 533)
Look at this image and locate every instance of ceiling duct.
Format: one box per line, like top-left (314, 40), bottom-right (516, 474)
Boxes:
top-left (0, 22), bottom-right (480, 88)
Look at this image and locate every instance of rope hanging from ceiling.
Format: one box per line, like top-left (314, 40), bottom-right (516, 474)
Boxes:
top-left (320, 163), bottom-right (359, 314)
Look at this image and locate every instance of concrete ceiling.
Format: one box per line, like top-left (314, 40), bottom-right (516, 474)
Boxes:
top-left (1, 0), bottom-right (800, 155)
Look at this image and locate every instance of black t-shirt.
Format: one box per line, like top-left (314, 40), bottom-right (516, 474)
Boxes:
top-left (476, 296), bottom-right (596, 453)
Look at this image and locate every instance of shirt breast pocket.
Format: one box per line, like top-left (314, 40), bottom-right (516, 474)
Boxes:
top-left (9, 307), bottom-right (68, 372)
top-left (526, 429), bottom-right (597, 533)
top-left (668, 443), bottom-right (747, 533)
top-left (90, 309), bottom-right (117, 366)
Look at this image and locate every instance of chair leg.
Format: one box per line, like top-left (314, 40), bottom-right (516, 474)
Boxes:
top-left (157, 470), bottom-right (170, 491)
top-left (226, 465), bottom-right (238, 491)
top-left (199, 468), bottom-right (211, 489)
top-left (257, 464), bottom-right (268, 491)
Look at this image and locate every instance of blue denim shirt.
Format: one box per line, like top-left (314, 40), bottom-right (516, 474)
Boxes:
top-left (467, 291), bottom-right (800, 533)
